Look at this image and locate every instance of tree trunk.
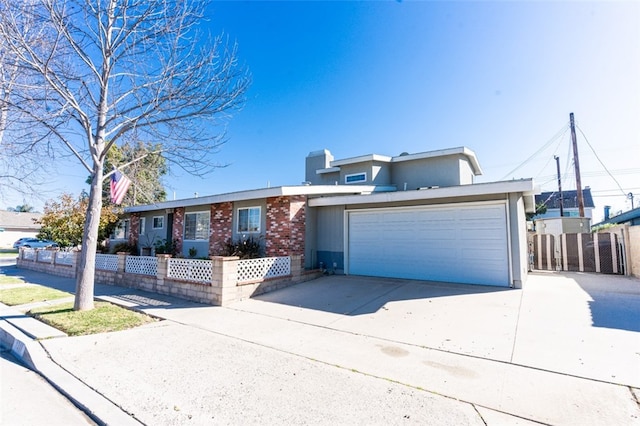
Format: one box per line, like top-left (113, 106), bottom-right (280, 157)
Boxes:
top-left (74, 162), bottom-right (104, 311)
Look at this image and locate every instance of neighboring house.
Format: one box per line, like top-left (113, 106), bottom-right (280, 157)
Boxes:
top-left (120, 146), bottom-right (537, 288)
top-left (0, 210), bottom-right (42, 249)
top-left (592, 206), bottom-right (640, 227)
top-left (533, 188), bottom-right (595, 219)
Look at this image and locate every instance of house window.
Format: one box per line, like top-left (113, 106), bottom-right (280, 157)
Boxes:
top-left (113, 219), bottom-right (130, 240)
top-left (184, 212), bottom-right (210, 240)
top-left (237, 207), bottom-right (261, 233)
top-left (152, 216), bottom-right (164, 229)
top-left (140, 217), bottom-right (146, 234)
top-left (345, 172), bottom-right (366, 184)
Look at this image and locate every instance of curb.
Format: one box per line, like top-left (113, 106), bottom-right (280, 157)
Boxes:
top-left (0, 316), bottom-right (142, 426)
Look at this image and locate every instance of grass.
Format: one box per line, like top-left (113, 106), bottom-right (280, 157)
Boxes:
top-left (29, 301), bottom-right (157, 336)
top-left (0, 275), bottom-right (25, 285)
top-left (0, 285), bottom-right (71, 305)
top-left (0, 250), bottom-right (18, 258)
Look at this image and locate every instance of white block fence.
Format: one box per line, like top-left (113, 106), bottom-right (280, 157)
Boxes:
top-left (16, 249), bottom-right (321, 306)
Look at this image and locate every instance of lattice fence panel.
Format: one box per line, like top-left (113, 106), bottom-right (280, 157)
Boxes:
top-left (168, 258), bottom-right (212, 284)
top-left (96, 254), bottom-right (118, 271)
top-left (238, 256), bottom-right (290, 283)
top-left (37, 250), bottom-right (53, 262)
top-left (22, 249), bottom-right (35, 260)
top-left (56, 252), bottom-right (74, 265)
top-left (126, 256), bottom-right (158, 276)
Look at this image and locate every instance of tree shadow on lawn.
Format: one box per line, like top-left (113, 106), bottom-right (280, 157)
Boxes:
top-left (0, 265), bottom-right (201, 310)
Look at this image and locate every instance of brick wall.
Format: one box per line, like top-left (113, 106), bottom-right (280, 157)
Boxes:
top-left (172, 208), bottom-right (184, 254)
top-left (265, 195), bottom-right (306, 258)
top-left (209, 202), bottom-right (233, 255)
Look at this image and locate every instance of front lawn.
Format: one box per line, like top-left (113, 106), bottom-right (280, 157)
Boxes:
top-left (0, 275), bottom-right (25, 285)
top-left (0, 285), bottom-right (71, 305)
top-left (29, 301), bottom-right (158, 336)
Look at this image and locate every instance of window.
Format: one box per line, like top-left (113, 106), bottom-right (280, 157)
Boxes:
top-left (152, 216), bottom-right (164, 229)
top-left (345, 172), bottom-right (366, 184)
top-left (184, 212), bottom-right (210, 240)
top-left (113, 219), bottom-right (130, 240)
top-left (237, 207), bottom-right (261, 233)
top-left (140, 217), bottom-right (146, 234)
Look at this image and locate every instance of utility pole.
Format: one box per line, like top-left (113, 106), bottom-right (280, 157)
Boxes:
top-left (570, 112), bottom-right (585, 217)
top-left (554, 155), bottom-right (564, 217)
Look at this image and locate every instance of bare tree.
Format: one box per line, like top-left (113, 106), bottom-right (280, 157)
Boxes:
top-left (0, 0), bottom-right (249, 310)
top-left (0, 1), bottom-right (53, 202)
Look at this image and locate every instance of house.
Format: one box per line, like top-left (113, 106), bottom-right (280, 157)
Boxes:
top-left (120, 146), bottom-right (537, 288)
top-left (0, 210), bottom-right (42, 249)
top-left (592, 206), bottom-right (640, 227)
top-left (533, 188), bottom-right (595, 219)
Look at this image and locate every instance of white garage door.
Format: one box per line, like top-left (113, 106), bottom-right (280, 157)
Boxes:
top-left (347, 203), bottom-right (510, 286)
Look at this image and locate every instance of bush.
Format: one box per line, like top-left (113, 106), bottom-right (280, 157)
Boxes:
top-left (110, 242), bottom-right (137, 255)
top-left (220, 236), bottom-right (263, 259)
top-left (154, 238), bottom-right (179, 256)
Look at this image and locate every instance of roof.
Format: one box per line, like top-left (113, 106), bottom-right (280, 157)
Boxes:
top-left (126, 178), bottom-right (537, 214)
top-left (317, 146), bottom-right (483, 176)
top-left (535, 188), bottom-right (595, 209)
top-left (125, 184), bottom-right (397, 213)
top-left (0, 210), bottom-right (42, 230)
top-left (593, 206), bottom-right (640, 227)
top-left (309, 179), bottom-right (537, 212)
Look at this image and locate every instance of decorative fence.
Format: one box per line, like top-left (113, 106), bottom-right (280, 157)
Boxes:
top-left (125, 255), bottom-right (158, 276)
top-left (23, 249), bottom-right (36, 261)
top-left (56, 251), bottom-right (75, 265)
top-left (95, 254), bottom-right (119, 272)
top-left (167, 258), bottom-right (213, 284)
top-left (38, 250), bottom-right (54, 262)
top-left (237, 256), bottom-right (291, 283)
top-left (17, 250), bottom-right (319, 306)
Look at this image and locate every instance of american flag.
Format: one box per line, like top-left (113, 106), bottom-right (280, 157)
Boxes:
top-left (110, 170), bottom-right (132, 205)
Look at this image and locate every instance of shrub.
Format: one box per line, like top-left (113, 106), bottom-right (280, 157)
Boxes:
top-left (220, 236), bottom-right (263, 259)
top-left (110, 242), bottom-right (137, 255)
top-left (154, 238), bottom-right (179, 256)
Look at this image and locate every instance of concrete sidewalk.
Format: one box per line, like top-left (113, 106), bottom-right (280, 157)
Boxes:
top-left (1, 264), bottom-right (639, 425)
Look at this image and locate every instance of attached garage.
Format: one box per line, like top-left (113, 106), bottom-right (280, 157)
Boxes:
top-left (309, 180), bottom-right (536, 289)
top-left (346, 202), bottom-right (510, 287)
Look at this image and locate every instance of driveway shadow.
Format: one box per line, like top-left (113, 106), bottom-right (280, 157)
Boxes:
top-left (252, 274), bottom-right (512, 316)
top-left (570, 272), bottom-right (640, 332)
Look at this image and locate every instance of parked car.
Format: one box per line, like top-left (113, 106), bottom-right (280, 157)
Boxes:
top-left (12, 237), bottom-right (32, 249)
top-left (14, 238), bottom-right (58, 249)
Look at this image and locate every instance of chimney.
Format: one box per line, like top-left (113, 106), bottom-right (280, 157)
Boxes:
top-left (604, 205), bottom-right (611, 220)
top-left (305, 149), bottom-right (334, 185)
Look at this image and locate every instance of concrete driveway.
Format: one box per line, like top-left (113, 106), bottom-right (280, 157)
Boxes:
top-left (229, 272), bottom-right (640, 387)
top-left (3, 264), bottom-right (640, 425)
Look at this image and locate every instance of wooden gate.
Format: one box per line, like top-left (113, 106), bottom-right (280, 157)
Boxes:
top-left (530, 232), bottom-right (624, 274)
top-left (531, 233), bottom-right (557, 271)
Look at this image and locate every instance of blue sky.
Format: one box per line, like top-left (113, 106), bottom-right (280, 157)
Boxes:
top-left (5, 1), bottom-right (640, 223)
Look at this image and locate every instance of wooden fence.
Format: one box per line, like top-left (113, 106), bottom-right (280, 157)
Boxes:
top-left (530, 232), bottom-right (624, 274)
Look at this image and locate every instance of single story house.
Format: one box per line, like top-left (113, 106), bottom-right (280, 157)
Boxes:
top-left (0, 210), bottom-right (42, 249)
top-left (118, 147), bottom-right (537, 288)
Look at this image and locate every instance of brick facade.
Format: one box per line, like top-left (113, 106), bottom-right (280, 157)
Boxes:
top-left (129, 214), bottom-right (140, 246)
top-left (172, 207), bottom-right (184, 254)
top-left (209, 202), bottom-right (233, 255)
top-left (265, 195), bottom-right (306, 258)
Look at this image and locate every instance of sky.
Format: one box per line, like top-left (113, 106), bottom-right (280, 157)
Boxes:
top-left (4, 1), bottom-right (639, 223)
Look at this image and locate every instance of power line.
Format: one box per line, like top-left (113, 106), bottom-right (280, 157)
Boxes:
top-left (576, 124), bottom-right (628, 198)
top-left (499, 123), bottom-right (570, 180)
